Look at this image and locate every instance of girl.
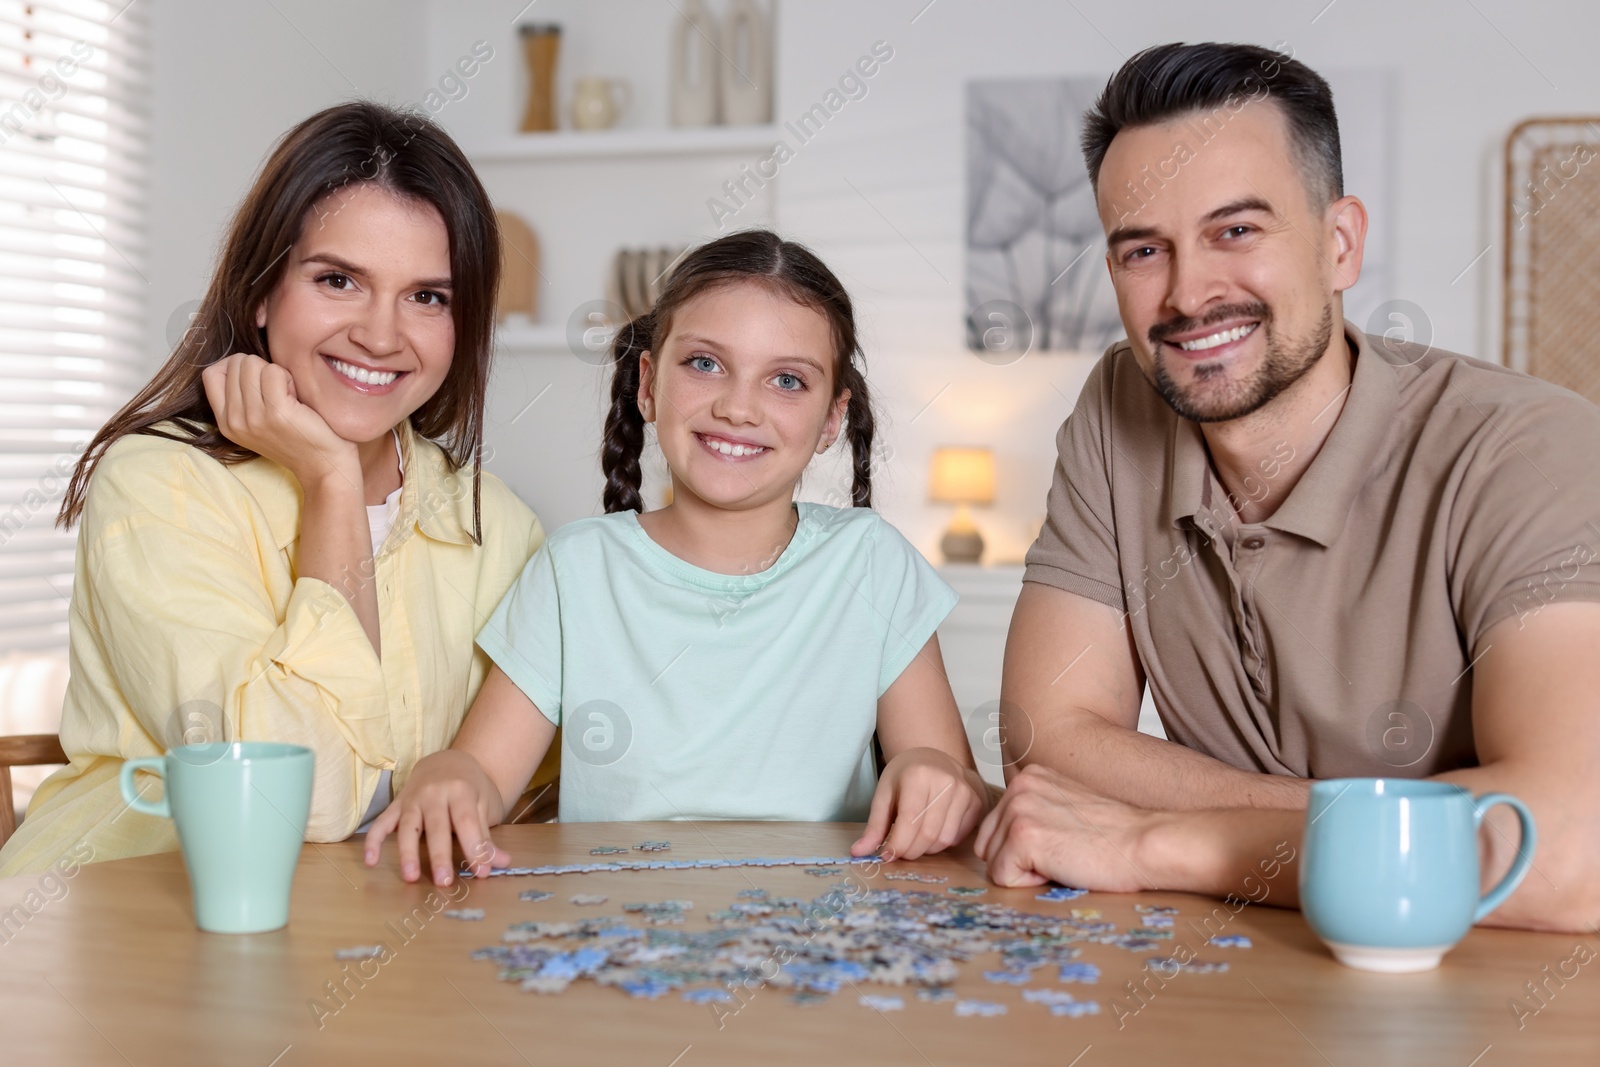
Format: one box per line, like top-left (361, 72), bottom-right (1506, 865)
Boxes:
top-left (0, 102), bottom-right (557, 876)
top-left (367, 231), bottom-right (988, 887)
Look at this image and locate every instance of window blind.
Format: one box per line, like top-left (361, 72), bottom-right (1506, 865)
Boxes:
top-left (0, 0), bottom-right (147, 652)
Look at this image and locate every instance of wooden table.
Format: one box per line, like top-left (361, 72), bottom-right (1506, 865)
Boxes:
top-left (1, 821), bottom-right (1594, 1065)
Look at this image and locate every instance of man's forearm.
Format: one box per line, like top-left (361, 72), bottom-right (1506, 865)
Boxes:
top-left (1015, 707), bottom-right (1311, 811)
top-left (1139, 806), bottom-right (1304, 907)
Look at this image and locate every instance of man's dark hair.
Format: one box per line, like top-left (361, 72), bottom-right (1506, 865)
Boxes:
top-left (1081, 42), bottom-right (1343, 207)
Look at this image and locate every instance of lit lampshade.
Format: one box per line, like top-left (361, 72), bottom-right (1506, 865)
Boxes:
top-left (929, 447), bottom-right (995, 563)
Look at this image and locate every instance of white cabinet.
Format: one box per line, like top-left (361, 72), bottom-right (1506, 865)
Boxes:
top-left (936, 564), bottom-right (1165, 787)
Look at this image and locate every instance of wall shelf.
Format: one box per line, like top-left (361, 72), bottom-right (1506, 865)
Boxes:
top-left (465, 124), bottom-right (782, 163)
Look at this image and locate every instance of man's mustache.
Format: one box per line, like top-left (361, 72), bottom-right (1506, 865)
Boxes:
top-left (1149, 302), bottom-right (1270, 347)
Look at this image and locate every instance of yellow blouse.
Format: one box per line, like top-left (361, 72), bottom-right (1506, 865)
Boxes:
top-left (0, 422), bottom-right (558, 876)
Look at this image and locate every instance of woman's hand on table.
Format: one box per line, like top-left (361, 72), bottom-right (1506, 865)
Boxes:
top-left (851, 747), bottom-right (989, 861)
top-left (363, 749), bottom-right (511, 885)
top-left (201, 352), bottom-right (361, 491)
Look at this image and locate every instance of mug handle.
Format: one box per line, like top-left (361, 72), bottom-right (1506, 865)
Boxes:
top-left (1472, 792), bottom-right (1537, 922)
top-left (119, 756), bottom-right (171, 819)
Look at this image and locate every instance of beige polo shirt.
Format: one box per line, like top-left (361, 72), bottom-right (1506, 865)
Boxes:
top-left (1024, 321), bottom-right (1600, 778)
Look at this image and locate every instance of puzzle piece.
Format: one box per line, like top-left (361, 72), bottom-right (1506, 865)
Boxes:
top-left (590, 846), bottom-right (629, 856)
top-left (859, 994), bottom-right (905, 1012)
top-left (982, 969), bottom-right (1032, 985)
top-left (1035, 886), bottom-right (1088, 902)
top-left (569, 894), bottom-right (608, 906)
top-left (1057, 962), bottom-right (1101, 983)
top-left (1209, 935), bottom-right (1252, 948)
top-left (443, 908), bottom-right (485, 921)
top-left (955, 999), bottom-right (1008, 1017)
top-left (633, 840), bottom-right (671, 852)
top-left (519, 890), bottom-right (554, 903)
top-left (333, 945), bottom-right (385, 960)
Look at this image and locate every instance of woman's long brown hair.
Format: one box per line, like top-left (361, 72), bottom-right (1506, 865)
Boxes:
top-left (58, 101), bottom-right (501, 541)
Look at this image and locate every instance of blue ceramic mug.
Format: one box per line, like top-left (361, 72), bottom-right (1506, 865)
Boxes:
top-left (1300, 778), bottom-right (1536, 972)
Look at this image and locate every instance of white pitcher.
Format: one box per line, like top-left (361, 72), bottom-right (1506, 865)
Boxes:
top-left (670, 0), bottom-right (720, 126)
top-left (720, 0), bottom-right (772, 125)
top-left (571, 77), bottom-right (632, 131)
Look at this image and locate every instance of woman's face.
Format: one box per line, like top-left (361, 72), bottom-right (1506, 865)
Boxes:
top-left (638, 281), bottom-right (848, 514)
top-left (253, 183), bottom-right (455, 447)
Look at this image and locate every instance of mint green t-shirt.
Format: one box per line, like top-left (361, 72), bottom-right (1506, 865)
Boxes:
top-left (475, 503), bottom-right (958, 823)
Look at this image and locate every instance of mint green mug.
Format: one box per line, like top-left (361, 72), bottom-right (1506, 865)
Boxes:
top-left (119, 742), bottom-right (314, 933)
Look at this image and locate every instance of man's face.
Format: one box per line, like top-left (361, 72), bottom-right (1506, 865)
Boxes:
top-left (1097, 100), bottom-right (1364, 423)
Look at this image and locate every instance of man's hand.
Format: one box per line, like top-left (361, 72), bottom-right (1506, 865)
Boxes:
top-left (851, 747), bottom-right (988, 861)
top-left (973, 764), bottom-right (1160, 892)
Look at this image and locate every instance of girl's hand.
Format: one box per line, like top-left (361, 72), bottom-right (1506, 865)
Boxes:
top-left (852, 747), bottom-right (989, 861)
top-left (201, 352), bottom-right (360, 489)
top-left (363, 750), bottom-right (511, 886)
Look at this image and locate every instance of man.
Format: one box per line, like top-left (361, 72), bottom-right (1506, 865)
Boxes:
top-left (974, 42), bottom-right (1600, 933)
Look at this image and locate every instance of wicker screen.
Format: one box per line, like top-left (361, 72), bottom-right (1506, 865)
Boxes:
top-left (1504, 118), bottom-right (1600, 403)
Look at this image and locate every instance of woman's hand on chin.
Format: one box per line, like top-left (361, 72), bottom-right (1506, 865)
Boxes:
top-left (202, 352), bottom-right (361, 491)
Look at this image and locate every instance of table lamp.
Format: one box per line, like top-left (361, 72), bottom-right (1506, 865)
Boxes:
top-left (929, 446), bottom-right (995, 563)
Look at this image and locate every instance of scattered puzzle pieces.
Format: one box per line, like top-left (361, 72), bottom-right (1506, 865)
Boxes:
top-left (468, 875), bottom-right (1235, 1014)
top-left (633, 840), bottom-right (671, 852)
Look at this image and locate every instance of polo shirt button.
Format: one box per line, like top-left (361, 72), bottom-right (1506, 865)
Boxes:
top-left (1242, 536), bottom-right (1265, 550)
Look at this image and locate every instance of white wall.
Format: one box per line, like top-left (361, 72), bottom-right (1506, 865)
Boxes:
top-left (765, 0), bottom-right (1600, 561)
top-left (151, 0), bottom-right (1600, 555)
top-left (148, 0), bottom-right (425, 374)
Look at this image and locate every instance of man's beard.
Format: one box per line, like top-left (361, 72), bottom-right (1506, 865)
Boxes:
top-left (1148, 301), bottom-right (1334, 423)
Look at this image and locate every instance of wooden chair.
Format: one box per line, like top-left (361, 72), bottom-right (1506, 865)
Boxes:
top-left (0, 733), bottom-right (67, 847)
top-left (504, 779), bottom-right (559, 825)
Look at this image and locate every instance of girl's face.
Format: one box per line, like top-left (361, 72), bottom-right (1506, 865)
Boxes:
top-left (638, 282), bottom-right (849, 514)
top-left (253, 183), bottom-right (455, 447)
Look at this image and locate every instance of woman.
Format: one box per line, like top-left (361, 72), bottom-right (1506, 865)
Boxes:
top-left (0, 102), bottom-right (557, 876)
